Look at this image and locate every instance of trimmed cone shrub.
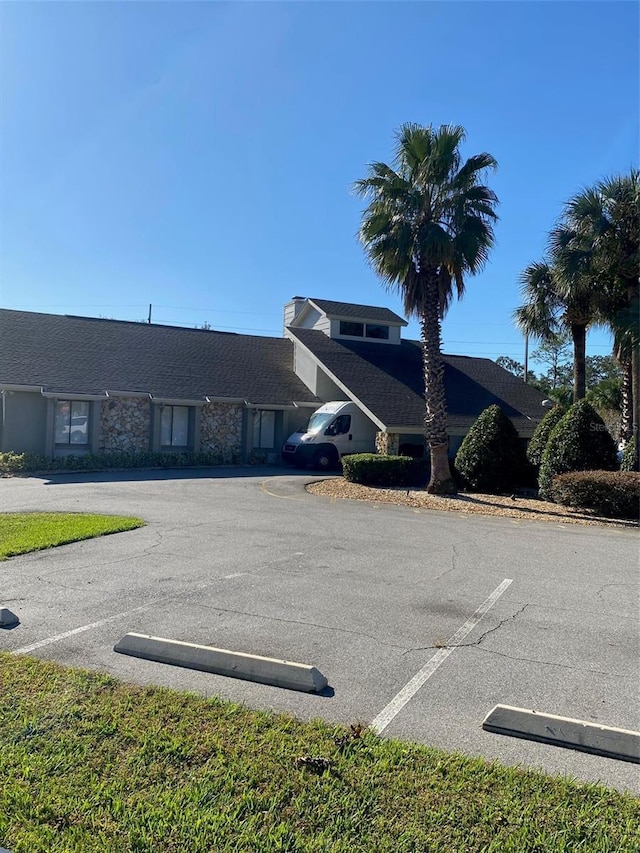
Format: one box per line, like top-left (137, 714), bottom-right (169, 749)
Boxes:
top-left (538, 400), bottom-right (618, 501)
top-left (454, 405), bottom-right (528, 494)
top-left (342, 454), bottom-right (430, 487)
top-left (621, 435), bottom-right (639, 472)
top-left (551, 471), bottom-right (640, 520)
top-left (527, 404), bottom-right (566, 468)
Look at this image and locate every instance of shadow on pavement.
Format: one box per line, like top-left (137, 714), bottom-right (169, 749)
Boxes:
top-left (38, 466), bottom-right (320, 486)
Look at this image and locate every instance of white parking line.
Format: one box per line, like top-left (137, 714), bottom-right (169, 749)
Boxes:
top-left (12, 571), bottom-right (252, 656)
top-left (12, 605), bottom-right (154, 655)
top-left (371, 578), bottom-right (513, 734)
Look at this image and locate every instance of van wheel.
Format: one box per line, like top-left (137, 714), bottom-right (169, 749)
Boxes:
top-left (313, 447), bottom-right (338, 471)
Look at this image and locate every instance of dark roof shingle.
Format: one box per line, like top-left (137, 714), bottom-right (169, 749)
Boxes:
top-left (0, 310), bottom-right (319, 406)
top-left (289, 328), bottom-right (546, 433)
top-left (307, 298), bottom-right (406, 325)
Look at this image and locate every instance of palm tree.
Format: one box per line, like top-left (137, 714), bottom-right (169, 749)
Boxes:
top-left (552, 170), bottom-right (639, 441)
top-left (514, 257), bottom-right (598, 402)
top-left (354, 124), bottom-right (498, 494)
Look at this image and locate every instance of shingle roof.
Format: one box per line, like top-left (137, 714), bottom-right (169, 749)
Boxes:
top-left (0, 310), bottom-right (319, 406)
top-left (307, 298), bottom-right (406, 325)
top-left (288, 328), bottom-right (547, 434)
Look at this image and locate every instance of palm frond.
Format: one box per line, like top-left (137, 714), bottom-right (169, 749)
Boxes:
top-left (452, 153), bottom-right (498, 189)
top-left (514, 262), bottom-right (561, 339)
top-left (354, 122), bottom-right (498, 319)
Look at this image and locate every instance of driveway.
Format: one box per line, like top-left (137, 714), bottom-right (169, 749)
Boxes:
top-left (1, 467), bottom-right (638, 792)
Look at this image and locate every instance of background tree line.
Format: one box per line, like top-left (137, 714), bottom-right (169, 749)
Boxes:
top-left (496, 339), bottom-right (624, 438)
top-left (514, 170), bottom-right (638, 457)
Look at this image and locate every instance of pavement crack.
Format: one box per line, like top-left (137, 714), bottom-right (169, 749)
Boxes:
top-left (595, 582), bottom-right (635, 598)
top-left (463, 645), bottom-right (633, 678)
top-left (430, 543), bottom-right (459, 584)
top-left (141, 528), bottom-right (165, 557)
top-left (193, 603), bottom-right (408, 650)
top-left (459, 603), bottom-right (530, 648)
top-left (402, 604), bottom-right (530, 656)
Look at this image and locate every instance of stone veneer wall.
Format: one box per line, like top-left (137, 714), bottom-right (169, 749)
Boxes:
top-left (98, 397), bottom-right (151, 452)
top-left (375, 431), bottom-right (399, 456)
top-left (200, 402), bottom-right (243, 461)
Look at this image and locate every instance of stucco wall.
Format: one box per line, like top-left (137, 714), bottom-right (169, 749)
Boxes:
top-left (200, 402), bottom-right (243, 461)
top-left (293, 346), bottom-right (347, 401)
top-left (1, 390), bottom-right (47, 454)
top-left (98, 397), bottom-right (151, 452)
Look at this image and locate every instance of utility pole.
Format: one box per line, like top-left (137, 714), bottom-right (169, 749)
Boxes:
top-left (148, 304), bottom-right (152, 324)
top-left (524, 333), bottom-right (529, 383)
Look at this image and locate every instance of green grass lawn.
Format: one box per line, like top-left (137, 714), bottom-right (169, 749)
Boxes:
top-left (0, 512), bottom-right (145, 560)
top-left (1, 655), bottom-right (637, 852)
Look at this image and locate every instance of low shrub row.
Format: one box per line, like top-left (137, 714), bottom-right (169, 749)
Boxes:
top-left (340, 401), bottom-right (636, 521)
top-left (551, 471), bottom-right (640, 520)
top-left (342, 454), bottom-right (430, 487)
top-left (0, 449), bottom-right (241, 474)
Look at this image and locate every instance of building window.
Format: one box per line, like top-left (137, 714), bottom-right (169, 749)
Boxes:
top-left (253, 410), bottom-right (275, 448)
top-left (339, 321), bottom-right (389, 340)
top-left (55, 400), bottom-right (90, 445)
top-left (339, 321), bottom-right (364, 337)
top-left (161, 405), bottom-right (190, 447)
top-left (365, 323), bottom-right (389, 340)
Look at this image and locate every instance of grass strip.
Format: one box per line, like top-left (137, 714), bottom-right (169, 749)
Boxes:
top-left (0, 512), bottom-right (145, 560)
top-left (0, 654), bottom-right (638, 852)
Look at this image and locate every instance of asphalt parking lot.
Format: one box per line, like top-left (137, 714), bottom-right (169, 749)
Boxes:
top-left (1, 467), bottom-right (638, 792)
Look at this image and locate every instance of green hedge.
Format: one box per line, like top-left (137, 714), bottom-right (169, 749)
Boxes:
top-left (527, 404), bottom-right (566, 468)
top-left (342, 454), bottom-right (430, 487)
top-left (551, 471), bottom-right (640, 520)
top-left (0, 449), bottom-right (241, 474)
top-left (538, 401), bottom-right (618, 501)
top-left (621, 436), bottom-right (639, 472)
top-left (454, 405), bottom-right (529, 494)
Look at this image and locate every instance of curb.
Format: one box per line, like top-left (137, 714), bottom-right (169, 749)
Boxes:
top-left (114, 632), bottom-right (328, 693)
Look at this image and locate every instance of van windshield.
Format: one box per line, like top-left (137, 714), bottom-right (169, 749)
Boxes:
top-left (296, 411), bottom-right (335, 434)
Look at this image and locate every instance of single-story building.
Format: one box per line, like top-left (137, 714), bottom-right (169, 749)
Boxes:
top-left (0, 297), bottom-right (546, 463)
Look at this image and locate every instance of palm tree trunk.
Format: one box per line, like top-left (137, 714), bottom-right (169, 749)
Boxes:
top-left (570, 323), bottom-right (586, 401)
top-left (420, 273), bottom-right (456, 495)
top-left (628, 281), bottom-right (640, 443)
top-left (632, 345), bottom-right (640, 443)
top-left (618, 356), bottom-right (633, 443)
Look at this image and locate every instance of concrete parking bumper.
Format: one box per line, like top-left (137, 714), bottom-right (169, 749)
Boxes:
top-left (114, 632), bottom-right (329, 693)
top-left (482, 704), bottom-right (640, 764)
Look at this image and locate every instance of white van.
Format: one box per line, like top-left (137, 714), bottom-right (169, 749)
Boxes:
top-left (281, 401), bottom-right (377, 470)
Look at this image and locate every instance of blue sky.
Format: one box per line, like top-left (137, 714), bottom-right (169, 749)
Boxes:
top-left (1, 1), bottom-right (637, 373)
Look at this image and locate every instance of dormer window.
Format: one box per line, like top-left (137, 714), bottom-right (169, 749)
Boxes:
top-left (339, 321), bottom-right (364, 337)
top-left (285, 298), bottom-right (405, 345)
top-left (365, 324), bottom-right (389, 340)
top-left (339, 320), bottom-right (390, 340)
